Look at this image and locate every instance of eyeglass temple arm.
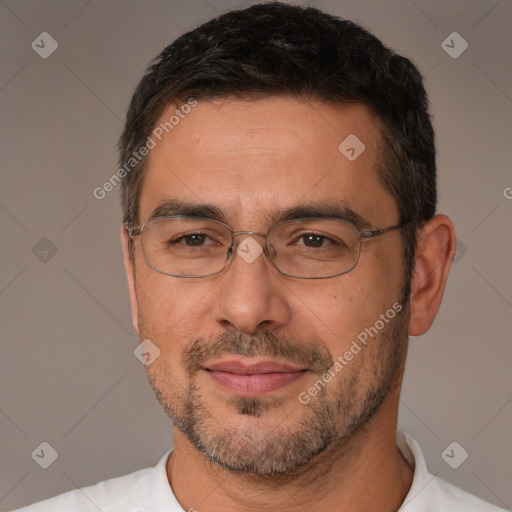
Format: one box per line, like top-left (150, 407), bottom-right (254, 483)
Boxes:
top-left (125, 225), bottom-right (142, 239)
top-left (360, 223), bottom-right (408, 239)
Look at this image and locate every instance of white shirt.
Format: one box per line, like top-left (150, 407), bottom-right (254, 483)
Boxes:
top-left (10, 432), bottom-right (507, 512)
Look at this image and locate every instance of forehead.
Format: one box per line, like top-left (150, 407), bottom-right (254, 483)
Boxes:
top-left (139, 97), bottom-right (396, 226)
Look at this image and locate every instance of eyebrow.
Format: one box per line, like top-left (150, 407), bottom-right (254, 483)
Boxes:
top-left (148, 199), bottom-right (373, 229)
top-left (149, 200), bottom-right (225, 222)
top-left (272, 202), bottom-right (372, 229)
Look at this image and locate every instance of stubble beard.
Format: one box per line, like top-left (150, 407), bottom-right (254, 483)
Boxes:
top-left (143, 305), bottom-right (409, 477)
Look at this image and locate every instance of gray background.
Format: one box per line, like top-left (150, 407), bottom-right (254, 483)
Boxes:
top-left (0, 0), bottom-right (511, 510)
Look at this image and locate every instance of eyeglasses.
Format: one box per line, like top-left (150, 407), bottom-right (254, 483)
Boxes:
top-left (126, 215), bottom-right (406, 279)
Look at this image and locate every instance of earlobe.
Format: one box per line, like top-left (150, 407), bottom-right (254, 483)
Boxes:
top-left (120, 225), bottom-right (140, 334)
top-left (408, 214), bottom-right (456, 336)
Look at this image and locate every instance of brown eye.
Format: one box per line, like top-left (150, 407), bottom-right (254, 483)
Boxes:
top-left (301, 234), bottom-right (329, 248)
top-left (182, 234), bottom-right (208, 246)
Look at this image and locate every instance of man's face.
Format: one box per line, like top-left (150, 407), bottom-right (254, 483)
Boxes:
top-left (129, 97), bottom-right (409, 475)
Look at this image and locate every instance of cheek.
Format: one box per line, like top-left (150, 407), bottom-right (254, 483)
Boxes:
top-left (293, 252), bottom-right (403, 352)
top-left (352, 243), bottom-right (405, 317)
top-left (285, 281), bottom-right (369, 353)
top-left (135, 262), bottom-right (211, 341)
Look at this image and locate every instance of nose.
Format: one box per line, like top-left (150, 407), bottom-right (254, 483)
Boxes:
top-left (212, 235), bottom-right (291, 334)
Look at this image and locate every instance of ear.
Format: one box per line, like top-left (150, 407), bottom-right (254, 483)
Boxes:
top-left (120, 225), bottom-right (140, 334)
top-left (408, 214), bottom-right (456, 336)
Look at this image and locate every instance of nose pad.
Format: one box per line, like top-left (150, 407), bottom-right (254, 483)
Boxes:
top-left (226, 246), bottom-right (233, 260)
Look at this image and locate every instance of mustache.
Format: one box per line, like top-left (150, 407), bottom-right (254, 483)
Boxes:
top-left (183, 330), bottom-right (334, 377)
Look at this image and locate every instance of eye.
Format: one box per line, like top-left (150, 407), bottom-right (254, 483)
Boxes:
top-left (171, 231), bottom-right (220, 247)
top-left (299, 234), bottom-right (332, 248)
top-left (181, 234), bottom-right (208, 246)
top-left (296, 233), bottom-right (338, 248)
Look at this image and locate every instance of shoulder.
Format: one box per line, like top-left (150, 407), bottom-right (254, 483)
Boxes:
top-left (8, 452), bottom-right (171, 512)
top-left (425, 475), bottom-right (508, 512)
top-left (398, 432), bottom-right (508, 512)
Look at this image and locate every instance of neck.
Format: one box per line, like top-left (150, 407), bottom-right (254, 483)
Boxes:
top-left (166, 389), bottom-right (413, 512)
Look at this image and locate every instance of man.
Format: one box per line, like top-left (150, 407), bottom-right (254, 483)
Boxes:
top-left (12, 2), bottom-right (507, 511)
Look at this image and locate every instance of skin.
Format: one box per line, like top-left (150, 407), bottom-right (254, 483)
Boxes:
top-left (121, 97), bottom-right (456, 512)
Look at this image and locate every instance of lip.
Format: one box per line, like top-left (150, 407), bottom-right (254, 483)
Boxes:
top-left (206, 359), bottom-right (304, 374)
top-left (204, 358), bottom-right (307, 395)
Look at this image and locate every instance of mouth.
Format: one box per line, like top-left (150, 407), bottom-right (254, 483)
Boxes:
top-left (204, 358), bottom-right (308, 395)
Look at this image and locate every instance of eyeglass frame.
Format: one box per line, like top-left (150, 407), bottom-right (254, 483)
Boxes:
top-left (126, 215), bottom-right (408, 280)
